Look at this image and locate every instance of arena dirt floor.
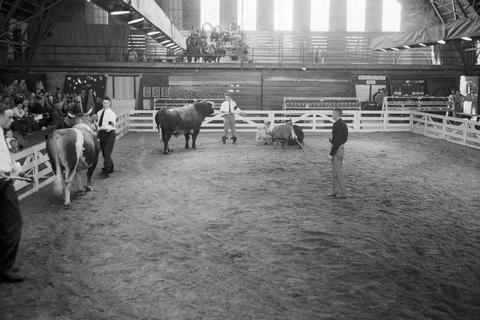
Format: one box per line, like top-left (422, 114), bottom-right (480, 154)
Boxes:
top-left (1, 131), bottom-right (480, 320)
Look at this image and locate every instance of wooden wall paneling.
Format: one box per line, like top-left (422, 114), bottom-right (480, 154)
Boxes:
top-left (168, 70), bottom-right (263, 109)
top-left (261, 70), bottom-right (355, 110)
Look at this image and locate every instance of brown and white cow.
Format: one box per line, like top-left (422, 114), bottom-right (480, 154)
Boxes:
top-left (155, 100), bottom-right (215, 154)
top-left (46, 115), bottom-right (100, 209)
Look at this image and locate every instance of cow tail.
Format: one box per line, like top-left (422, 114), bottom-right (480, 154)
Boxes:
top-left (52, 133), bottom-right (64, 195)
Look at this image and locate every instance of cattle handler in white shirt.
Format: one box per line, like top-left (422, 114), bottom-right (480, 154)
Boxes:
top-left (96, 97), bottom-right (116, 178)
top-left (0, 104), bottom-right (28, 283)
top-left (220, 93), bottom-right (242, 144)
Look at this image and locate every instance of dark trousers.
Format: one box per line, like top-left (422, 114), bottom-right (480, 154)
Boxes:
top-left (98, 130), bottom-right (116, 174)
top-left (0, 180), bottom-right (22, 271)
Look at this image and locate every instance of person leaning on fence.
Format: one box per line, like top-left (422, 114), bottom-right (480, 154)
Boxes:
top-left (220, 93), bottom-right (242, 144)
top-left (0, 103), bottom-right (27, 283)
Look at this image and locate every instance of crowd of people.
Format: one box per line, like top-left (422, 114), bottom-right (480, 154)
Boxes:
top-left (185, 23), bottom-right (249, 63)
top-left (0, 79), bottom-right (102, 152)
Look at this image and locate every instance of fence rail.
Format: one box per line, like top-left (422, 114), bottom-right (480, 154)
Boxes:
top-left (128, 110), bottom-right (412, 133)
top-left (12, 110), bottom-right (480, 200)
top-left (410, 111), bottom-right (480, 150)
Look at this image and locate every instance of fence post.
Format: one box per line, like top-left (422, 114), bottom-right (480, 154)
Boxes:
top-left (424, 113), bottom-right (427, 136)
top-left (409, 112), bottom-right (413, 132)
top-left (152, 111), bottom-right (157, 131)
top-left (442, 115), bottom-right (446, 140)
top-left (312, 113), bottom-right (316, 131)
top-left (354, 111), bottom-right (360, 132)
top-left (463, 120), bottom-right (469, 146)
top-left (383, 111), bottom-right (388, 131)
top-left (33, 147), bottom-right (39, 192)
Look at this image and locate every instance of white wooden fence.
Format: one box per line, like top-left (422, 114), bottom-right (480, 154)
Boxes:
top-left (11, 110), bottom-right (480, 199)
top-left (12, 113), bottom-right (129, 199)
top-left (128, 109), bottom-right (412, 133)
top-left (410, 111), bottom-right (480, 150)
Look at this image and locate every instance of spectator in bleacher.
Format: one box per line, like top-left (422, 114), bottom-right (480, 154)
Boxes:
top-left (84, 88), bottom-right (96, 116)
top-left (19, 98), bottom-right (37, 132)
top-left (5, 129), bottom-right (24, 152)
top-left (29, 93), bottom-right (51, 128)
top-left (35, 80), bottom-right (44, 94)
top-left (2, 95), bottom-right (15, 109)
top-left (11, 102), bottom-right (28, 134)
top-left (6, 80), bottom-right (18, 97)
top-left (17, 79), bottom-right (28, 96)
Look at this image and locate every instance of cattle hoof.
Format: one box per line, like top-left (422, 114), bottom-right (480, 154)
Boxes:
top-left (85, 186), bottom-right (93, 192)
top-left (77, 190), bottom-right (86, 196)
top-left (63, 204), bottom-right (71, 210)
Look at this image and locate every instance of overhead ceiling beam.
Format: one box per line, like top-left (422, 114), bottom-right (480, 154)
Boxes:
top-left (429, 0), bottom-right (446, 23)
top-left (455, 0), bottom-right (469, 17)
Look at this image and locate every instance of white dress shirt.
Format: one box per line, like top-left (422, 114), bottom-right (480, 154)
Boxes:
top-left (0, 129), bottom-right (22, 178)
top-left (219, 100), bottom-right (240, 114)
top-left (97, 108), bottom-right (117, 132)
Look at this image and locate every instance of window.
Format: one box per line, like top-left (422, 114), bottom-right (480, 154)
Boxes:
top-left (201, 0), bottom-right (220, 27)
top-left (311, 0), bottom-right (330, 32)
top-left (382, 0), bottom-right (402, 32)
top-left (274, 0), bottom-right (293, 31)
top-left (346, 0), bottom-right (366, 32)
top-left (86, 3), bottom-right (108, 25)
top-left (238, 0), bottom-right (257, 31)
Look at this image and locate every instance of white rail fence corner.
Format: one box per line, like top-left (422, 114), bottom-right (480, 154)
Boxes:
top-left (12, 110), bottom-right (480, 200)
top-left (409, 111), bottom-right (480, 150)
top-left (13, 113), bottom-right (130, 200)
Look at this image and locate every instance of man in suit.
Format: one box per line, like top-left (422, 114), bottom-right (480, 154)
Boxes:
top-left (328, 108), bottom-right (348, 199)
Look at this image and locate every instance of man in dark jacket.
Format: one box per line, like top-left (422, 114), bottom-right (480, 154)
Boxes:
top-left (328, 108), bottom-right (348, 199)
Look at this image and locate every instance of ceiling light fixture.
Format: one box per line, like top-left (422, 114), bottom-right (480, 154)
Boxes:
top-left (111, 6), bottom-right (130, 15)
top-left (128, 17), bottom-right (144, 24)
top-left (436, 40), bottom-right (446, 44)
top-left (391, 47), bottom-right (399, 51)
top-left (462, 36), bottom-right (472, 41)
top-left (403, 45), bottom-right (410, 49)
top-left (147, 30), bottom-right (161, 36)
top-left (419, 43), bottom-right (426, 47)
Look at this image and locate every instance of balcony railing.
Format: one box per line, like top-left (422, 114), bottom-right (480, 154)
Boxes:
top-left (6, 31), bottom-right (475, 67)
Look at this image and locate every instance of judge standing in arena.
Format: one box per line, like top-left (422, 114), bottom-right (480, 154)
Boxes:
top-left (0, 104), bottom-right (26, 283)
top-left (328, 108), bottom-right (348, 199)
top-left (97, 97), bottom-right (116, 178)
top-left (220, 93), bottom-right (241, 144)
